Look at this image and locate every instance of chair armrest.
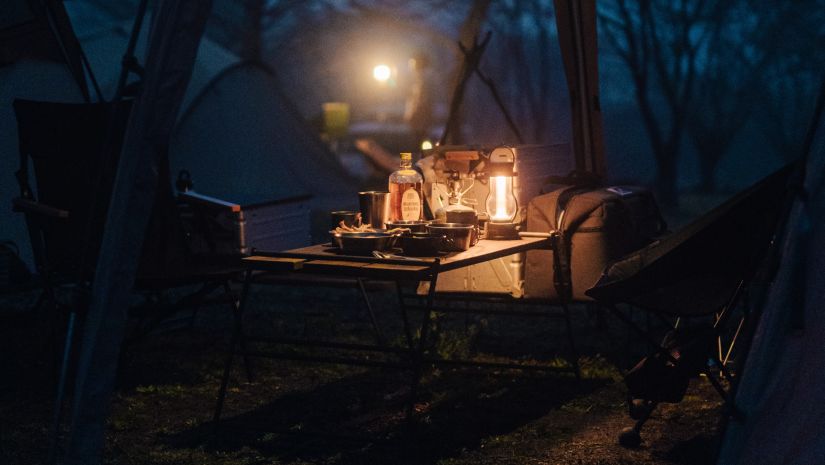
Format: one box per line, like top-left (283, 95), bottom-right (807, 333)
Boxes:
top-left (12, 197), bottom-right (69, 219)
top-left (178, 190), bottom-right (241, 212)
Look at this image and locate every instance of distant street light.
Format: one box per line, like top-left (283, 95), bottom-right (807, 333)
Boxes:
top-left (373, 64), bottom-right (391, 83)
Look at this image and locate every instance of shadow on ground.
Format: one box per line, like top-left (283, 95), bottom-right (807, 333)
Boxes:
top-left (165, 366), bottom-right (607, 464)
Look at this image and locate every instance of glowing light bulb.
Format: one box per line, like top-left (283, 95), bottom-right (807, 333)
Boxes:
top-left (373, 64), bottom-right (391, 82)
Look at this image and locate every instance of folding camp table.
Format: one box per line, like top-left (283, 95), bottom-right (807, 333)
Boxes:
top-left (213, 235), bottom-right (580, 423)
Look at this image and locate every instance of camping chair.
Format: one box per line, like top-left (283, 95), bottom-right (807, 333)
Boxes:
top-left (10, 99), bottom-right (249, 458)
top-left (585, 163), bottom-right (794, 447)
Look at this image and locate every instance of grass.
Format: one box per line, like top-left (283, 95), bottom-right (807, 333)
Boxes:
top-left (0, 282), bottom-right (725, 464)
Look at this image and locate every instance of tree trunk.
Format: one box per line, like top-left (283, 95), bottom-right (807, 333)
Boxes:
top-left (697, 150), bottom-right (717, 193)
top-left (655, 151), bottom-right (679, 207)
top-left (443, 0), bottom-right (492, 144)
top-left (242, 0), bottom-right (264, 61)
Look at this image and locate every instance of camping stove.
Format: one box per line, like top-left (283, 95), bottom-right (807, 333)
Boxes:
top-left (417, 144), bottom-right (572, 296)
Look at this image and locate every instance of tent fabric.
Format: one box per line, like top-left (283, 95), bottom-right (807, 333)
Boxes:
top-left (170, 60), bottom-right (357, 207)
top-left (585, 164), bottom-right (792, 316)
top-left (2, 2), bottom-right (357, 270)
top-left (64, 2), bottom-right (212, 463)
top-left (717, 83), bottom-right (825, 464)
top-left (66, 2), bottom-right (357, 210)
top-left (553, 0), bottom-right (606, 176)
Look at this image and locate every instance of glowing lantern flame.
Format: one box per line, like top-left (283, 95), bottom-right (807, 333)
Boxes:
top-left (493, 176), bottom-right (509, 220)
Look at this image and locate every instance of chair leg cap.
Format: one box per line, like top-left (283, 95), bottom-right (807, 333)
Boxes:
top-left (618, 427), bottom-right (642, 448)
top-left (629, 399), bottom-right (649, 420)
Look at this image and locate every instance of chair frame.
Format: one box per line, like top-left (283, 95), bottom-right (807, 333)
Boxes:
top-left (10, 100), bottom-right (249, 463)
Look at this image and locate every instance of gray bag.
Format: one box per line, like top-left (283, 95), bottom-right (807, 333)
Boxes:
top-left (524, 185), bottom-right (665, 301)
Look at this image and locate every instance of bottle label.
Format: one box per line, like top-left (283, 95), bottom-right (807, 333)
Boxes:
top-left (401, 188), bottom-right (421, 220)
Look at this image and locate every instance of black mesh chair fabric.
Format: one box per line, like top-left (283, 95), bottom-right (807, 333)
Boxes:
top-left (585, 164), bottom-right (794, 316)
top-left (13, 99), bottom-right (201, 283)
top-left (14, 99), bottom-right (132, 280)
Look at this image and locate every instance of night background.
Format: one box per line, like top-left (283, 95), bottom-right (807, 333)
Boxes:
top-left (1, 0), bottom-right (824, 464)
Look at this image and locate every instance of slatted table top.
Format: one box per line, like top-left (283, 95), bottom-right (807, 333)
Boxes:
top-left (242, 237), bottom-right (552, 279)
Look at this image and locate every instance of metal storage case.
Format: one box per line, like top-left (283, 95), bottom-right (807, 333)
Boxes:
top-left (178, 191), bottom-right (311, 257)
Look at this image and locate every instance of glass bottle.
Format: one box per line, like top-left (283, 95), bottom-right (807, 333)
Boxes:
top-left (388, 152), bottom-right (423, 221)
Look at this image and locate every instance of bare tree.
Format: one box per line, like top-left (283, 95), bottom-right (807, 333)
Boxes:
top-left (441, 0), bottom-right (493, 144)
top-left (762, 68), bottom-right (823, 161)
top-left (687, 1), bottom-right (824, 191)
top-left (600, 0), bottom-right (715, 205)
top-left (686, 1), bottom-right (763, 192)
top-left (489, 0), bottom-right (558, 143)
top-left (757, 0), bottom-right (825, 161)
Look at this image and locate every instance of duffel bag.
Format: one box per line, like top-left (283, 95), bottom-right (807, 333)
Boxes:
top-left (524, 185), bottom-right (666, 301)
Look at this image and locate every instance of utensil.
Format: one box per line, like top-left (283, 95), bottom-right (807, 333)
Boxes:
top-left (372, 251), bottom-right (424, 261)
top-left (398, 233), bottom-right (445, 256)
top-left (426, 223), bottom-right (475, 252)
top-left (358, 191), bottom-right (391, 229)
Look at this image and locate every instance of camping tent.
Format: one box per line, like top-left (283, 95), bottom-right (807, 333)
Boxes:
top-left (170, 60), bottom-right (359, 222)
top-left (717, 79), bottom-right (825, 464)
top-left (0, 0), bottom-right (357, 270)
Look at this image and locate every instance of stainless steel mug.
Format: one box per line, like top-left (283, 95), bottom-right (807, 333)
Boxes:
top-left (358, 191), bottom-right (390, 229)
top-left (330, 210), bottom-right (362, 229)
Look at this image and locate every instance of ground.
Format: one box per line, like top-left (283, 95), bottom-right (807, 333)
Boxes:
top-left (0, 272), bottom-right (726, 465)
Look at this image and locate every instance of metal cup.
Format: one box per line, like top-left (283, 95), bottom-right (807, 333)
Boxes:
top-left (446, 210), bottom-right (479, 245)
top-left (358, 191), bottom-right (390, 229)
top-left (331, 210), bottom-right (361, 229)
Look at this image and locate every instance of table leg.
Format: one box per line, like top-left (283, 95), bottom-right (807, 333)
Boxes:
top-left (395, 281), bottom-right (414, 350)
top-left (225, 281), bottom-right (254, 382)
top-left (357, 278), bottom-right (385, 345)
top-left (406, 263), bottom-right (440, 422)
top-left (213, 269), bottom-right (252, 424)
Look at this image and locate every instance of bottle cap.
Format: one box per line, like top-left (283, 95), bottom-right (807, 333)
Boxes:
top-left (400, 152), bottom-right (412, 160)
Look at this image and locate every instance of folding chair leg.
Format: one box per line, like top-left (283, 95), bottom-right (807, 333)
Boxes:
top-left (214, 274), bottom-right (252, 424)
top-left (188, 302), bottom-right (203, 329)
top-left (48, 309), bottom-right (79, 465)
top-left (619, 400), bottom-right (658, 448)
top-left (702, 367), bottom-right (744, 421)
top-left (220, 281), bottom-right (253, 383)
top-left (240, 348), bottom-right (254, 384)
top-left (561, 302), bottom-right (581, 380)
top-left (213, 326), bottom-right (239, 424)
